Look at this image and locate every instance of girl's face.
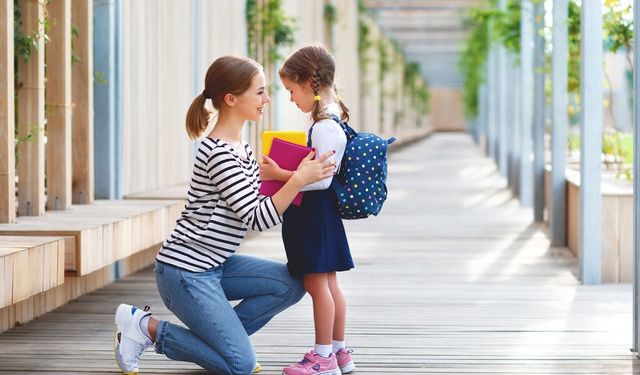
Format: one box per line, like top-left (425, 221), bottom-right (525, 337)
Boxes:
top-left (235, 71), bottom-right (271, 122)
top-left (280, 76), bottom-right (314, 113)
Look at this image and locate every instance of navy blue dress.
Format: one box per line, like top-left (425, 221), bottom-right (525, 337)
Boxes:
top-left (282, 178), bottom-right (354, 277)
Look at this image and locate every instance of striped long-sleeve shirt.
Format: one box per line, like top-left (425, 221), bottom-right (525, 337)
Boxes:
top-left (157, 138), bottom-right (282, 272)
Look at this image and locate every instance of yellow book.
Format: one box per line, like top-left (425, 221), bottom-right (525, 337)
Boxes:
top-left (261, 130), bottom-right (307, 155)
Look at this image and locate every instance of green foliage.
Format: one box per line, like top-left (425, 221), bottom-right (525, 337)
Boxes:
top-left (603, 130), bottom-right (633, 180)
top-left (246, 0), bottom-right (296, 64)
top-left (358, 19), bottom-right (372, 67)
top-left (15, 123), bottom-right (44, 145)
top-left (94, 70), bottom-right (108, 85)
top-left (13, 0), bottom-right (50, 64)
top-left (459, 7), bottom-right (493, 118)
top-left (567, 0), bottom-right (581, 94)
top-left (403, 61), bottom-right (429, 116)
top-left (71, 23), bottom-right (80, 64)
top-left (13, 0), bottom-right (50, 152)
top-left (378, 38), bottom-right (390, 82)
top-left (568, 130), bottom-right (633, 180)
top-left (603, 0), bottom-right (632, 54)
top-left (566, 0), bottom-right (633, 94)
top-left (323, 3), bottom-right (337, 26)
top-left (493, 0), bottom-right (520, 54)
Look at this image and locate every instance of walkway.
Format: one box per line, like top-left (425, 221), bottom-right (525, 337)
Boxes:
top-left (0, 133), bottom-right (635, 374)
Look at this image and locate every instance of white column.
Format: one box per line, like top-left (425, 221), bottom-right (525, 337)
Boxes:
top-left (519, 0), bottom-right (534, 207)
top-left (509, 57), bottom-right (521, 197)
top-left (532, 0), bottom-right (546, 222)
top-left (488, 44), bottom-right (497, 160)
top-left (551, 0), bottom-right (568, 246)
top-left (632, 0), bottom-right (640, 352)
top-left (579, 0), bottom-right (603, 284)
top-left (497, 0), bottom-right (508, 177)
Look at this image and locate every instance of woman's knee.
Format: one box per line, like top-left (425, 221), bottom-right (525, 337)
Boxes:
top-left (228, 350), bottom-right (256, 375)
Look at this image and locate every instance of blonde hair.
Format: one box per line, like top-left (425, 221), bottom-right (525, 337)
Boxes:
top-left (185, 56), bottom-right (262, 139)
top-left (279, 44), bottom-right (350, 123)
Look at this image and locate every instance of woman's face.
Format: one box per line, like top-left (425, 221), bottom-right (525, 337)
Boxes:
top-left (235, 71), bottom-right (271, 122)
top-left (280, 76), bottom-right (314, 113)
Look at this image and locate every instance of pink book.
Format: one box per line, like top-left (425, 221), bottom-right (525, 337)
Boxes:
top-left (259, 138), bottom-right (313, 206)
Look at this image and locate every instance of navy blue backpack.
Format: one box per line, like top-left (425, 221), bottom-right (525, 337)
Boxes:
top-left (309, 115), bottom-right (396, 220)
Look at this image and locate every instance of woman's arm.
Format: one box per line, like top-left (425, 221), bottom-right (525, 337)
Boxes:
top-left (269, 150), bottom-right (335, 215)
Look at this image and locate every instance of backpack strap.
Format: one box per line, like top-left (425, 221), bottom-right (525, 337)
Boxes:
top-left (307, 114), bottom-right (355, 147)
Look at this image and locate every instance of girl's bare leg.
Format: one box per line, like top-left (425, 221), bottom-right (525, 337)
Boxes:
top-left (327, 272), bottom-right (346, 341)
top-left (303, 273), bottom-right (335, 345)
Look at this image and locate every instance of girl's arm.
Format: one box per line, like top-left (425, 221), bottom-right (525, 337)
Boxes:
top-left (300, 120), bottom-right (345, 191)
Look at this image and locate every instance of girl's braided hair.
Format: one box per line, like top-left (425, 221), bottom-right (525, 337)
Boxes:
top-left (279, 44), bottom-right (350, 123)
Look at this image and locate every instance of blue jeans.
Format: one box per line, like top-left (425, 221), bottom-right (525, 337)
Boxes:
top-left (153, 255), bottom-right (305, 375)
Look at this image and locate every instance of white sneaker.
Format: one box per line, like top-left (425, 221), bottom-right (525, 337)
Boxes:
top-left (114, 304), bottom-right (153, 374)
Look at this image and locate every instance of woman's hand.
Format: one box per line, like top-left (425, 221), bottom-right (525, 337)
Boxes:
top-left (260, 155), bottom-right (286, 182)
top-left (269, 150), bottom-right (336, 215)
top-left (292, 150), bottom-right (336, 186)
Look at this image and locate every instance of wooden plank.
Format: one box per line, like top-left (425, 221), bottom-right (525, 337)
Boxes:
top-left (71, 0), bottom-right (94, 204)
top-left (0, 236), bottom-right (65, 308)
top-left (0, 256), bottom-right (11, 308)
top-left (11, 251), bottom-right (29, 304)
top-left (619, 195), bottom-right (633, 283)
top-left (602, 196), bottom-right (620, 282)
top-left (16, 0), bottom-right (46, 216)
top-left (45, 0), bottom-right (72, 211)
top-left (0, 0), bottom-right (15, 223)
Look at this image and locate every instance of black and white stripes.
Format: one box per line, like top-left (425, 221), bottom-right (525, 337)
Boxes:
top-left (157, 138), bottom-right (282, 272)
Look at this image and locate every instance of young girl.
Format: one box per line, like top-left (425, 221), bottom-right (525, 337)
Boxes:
top-left (113, 55), bottom-right (336, 375)
top-left (260, 45), bottom-right (355, 375)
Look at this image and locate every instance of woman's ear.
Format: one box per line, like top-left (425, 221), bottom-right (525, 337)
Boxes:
top-left (223, 93), bottom-right (236, 107)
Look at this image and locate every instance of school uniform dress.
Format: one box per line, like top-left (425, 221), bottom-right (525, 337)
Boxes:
top-left (282, 103), bottom-right (354, 277)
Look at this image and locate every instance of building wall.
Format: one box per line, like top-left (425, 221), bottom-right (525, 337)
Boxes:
top-left (429, 88), bottom-right (465, 132)
top-left (120, 0), bottom-right (247, 196)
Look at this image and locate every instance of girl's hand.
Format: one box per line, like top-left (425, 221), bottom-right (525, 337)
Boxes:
top-left (260, 155), bottom-right (285, 181)
top-left (292, 150), bottom-right (336, 186)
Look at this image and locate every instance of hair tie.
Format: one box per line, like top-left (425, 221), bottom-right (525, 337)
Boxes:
top-left (313, 95), bottom-right (321, 101)
top-left (202, 90), bottom-right (210, 99)
top-left (336, 95), bottom-right (342, 102)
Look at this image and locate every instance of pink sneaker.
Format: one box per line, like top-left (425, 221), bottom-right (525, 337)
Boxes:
top-left (335, 348), bottom-right (355, 373)
top-left (282, 350), bottom-right (340, 375)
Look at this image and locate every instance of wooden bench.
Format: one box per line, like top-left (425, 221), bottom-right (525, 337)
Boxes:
top-left (0, 199), bottom-right (183, 332)
top-left (0, 236), bottom-right (66, 309)
top-left (0, 199), bottom-right (183, 276)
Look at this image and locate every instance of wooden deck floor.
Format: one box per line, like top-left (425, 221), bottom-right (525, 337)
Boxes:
top-left (0, 133), bottom-right (637, 374)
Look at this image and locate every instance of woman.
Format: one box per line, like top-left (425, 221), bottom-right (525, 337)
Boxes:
top-left (114, 55), bottom-right (336, 375)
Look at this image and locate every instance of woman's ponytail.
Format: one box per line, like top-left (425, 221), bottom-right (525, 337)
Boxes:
top-left (185, 94), bottom-right (211, 139)
top-left (185, 56), bottom-right (261, 139)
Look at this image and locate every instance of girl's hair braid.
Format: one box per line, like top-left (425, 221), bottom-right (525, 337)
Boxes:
top-left (279, 44), bottom-right (350, 123)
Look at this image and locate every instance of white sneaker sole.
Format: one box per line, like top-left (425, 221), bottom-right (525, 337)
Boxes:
top-left (340, 362), bottom-right (355, 373)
